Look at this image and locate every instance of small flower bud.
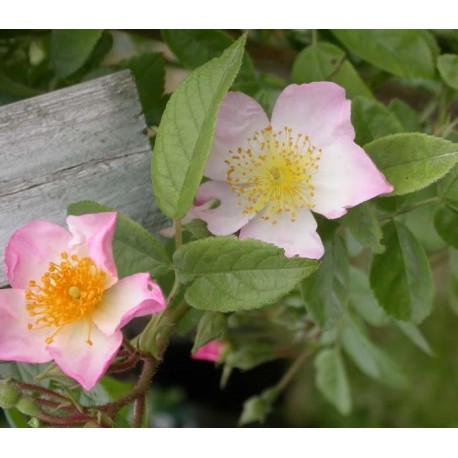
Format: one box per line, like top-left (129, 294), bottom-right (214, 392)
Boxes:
top-left (28, 417), bottom-right (41, 428)
top-left (0, 378), bottom-right (21, 409)
top-left (16, 396), bottom-right (40, 417)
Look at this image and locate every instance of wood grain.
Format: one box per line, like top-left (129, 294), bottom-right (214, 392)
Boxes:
top-left (0, 70), bottom-right (168, 286)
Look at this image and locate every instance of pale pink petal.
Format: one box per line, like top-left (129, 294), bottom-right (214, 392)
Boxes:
top-left (205, 92), bottom-right (269, 181)
top-left (66, 212), bottom-right (118, 280)
top-left (191, 180), bottom-right (256, 235)
top-left (5, 220), bottom-right (72, 289)
top-left (239, 208), bottom-right (324, 259)
top-left (91, 273), bottom-right (166, 336)
top-left (47, 320), bottom-right (122, 391)
top-left (311, 137), bottom-right (393, 219)
top-left (271, 83), bottom-right (354, 149)
top-left (0, 289), bottom-right (51, 363)
top-left (192, 341), bottom-right (225, 362)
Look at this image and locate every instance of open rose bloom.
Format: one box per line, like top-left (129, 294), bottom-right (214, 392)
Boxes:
top-left (191, 83), bottom-right (393, 259)
top-left (0, 213), bottom-right (165, 390)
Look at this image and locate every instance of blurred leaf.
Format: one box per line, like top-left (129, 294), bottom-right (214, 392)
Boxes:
top-left (395, 321), bottom-right (434, 356)
top-left (365, 133), bottom-right (458, 196)
top-left (343, 203), bottom-right (385, 254)
top-left (52, 29), bottom-right (103, 78)
top-left (302, 235), bottom-right (348, 329)
top-left (239, 387), bottom-right (279, 426)
top-left (315, 348), bottom-right (352, 415)
top-left (68, 201), bottom-right (171, 278)
top-left (434, 205), bottom-right (458, 248)
top-left (4, 409), bottom-right (29, 428)
top-left (122, 52), bottom-right (165, 125)
top-left (437, 163), bottom-right (458, 202)
top-left (192, 311), bottom-right (228, 353)
top-left (341, 315), bottom-right (408, 388)
top-left (162, 29), bottom-right (258, 94)
top-left (437, 54), bottom-right (458, 90)
top-left (176, 308), bottom-right (203, 336)
top-left (174, 237), bottom-right (319, 312)
top-left (349, 266), bottom-right (386, 327)
top-left (0, 73), bottom-right (42, 99)
top-left (183, 219), bottom-right (211, 240)
top-left (332, 30), bottom-right (436, 79)
top-left (370, 221), bottom-right (434, 323)
top-left (389, 99), bottom-right (421, 132)
top-left (352, 96), bottom-right (404, 146)
top-left (225, 343), bottom-right (275, 371)
top-left (291, 42), bottom-right (372, 99)
top-left (152, 35), bottom-right (246, 218)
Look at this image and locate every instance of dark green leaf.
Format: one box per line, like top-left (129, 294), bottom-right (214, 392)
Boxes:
top-left (344, 203), bottom-right (385, 254)
top-left (183, 219), bottom-right (212, 240)
top-left (68, 201), bottom-right (171, 278)
top-left (162, 30), bottom-right (258, 94)
top-left (352, 96), bottom-right (404, 146)
top-left (239, 387), bottom-right (279, 426)
top-left (370, 221), bottom-right (434, 323)
top-left (291, 42), bottom-right (372, 99)
top-left (395, 321), bottom-right (434, 356)
top-left (332, 30), bottom-right (436, 79)
top-left (122, 53), bottom-right (165, 125)
top-left (192, 312), bottom-right (228, 353)
top-left (314, 348), bottom-right (352, 415)
top-left (434, 205), bottom-right (458, 248)
top-left (437, 54), bottom-right (458, 90)
top-left (151, 35), bottom-right (246, 218)
top-left (389, 99), bottom-right (421, 132)
top-left (225, 343), bottom-right (275, 371)
top-left (52, 30), bottom-right (103, 78)
top-left (174, 237), bottom-right (319, 312)
top-left (365, 133), bottom-right (458, 196)
top-left (302, 235), bottom-right (348, 329)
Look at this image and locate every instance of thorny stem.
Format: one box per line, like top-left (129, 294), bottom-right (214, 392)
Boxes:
top-left (133, 395), bottom-right (146, 428)
top-left (18, 382), bottom-right (71, 403)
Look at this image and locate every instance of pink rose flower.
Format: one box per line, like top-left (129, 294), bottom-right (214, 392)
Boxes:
top-left (190, 83), bottom-right (393, 259)
top-left (192, 341), bottom-right (226, 363)
top-left (0, 213), bottom-right (166, 390)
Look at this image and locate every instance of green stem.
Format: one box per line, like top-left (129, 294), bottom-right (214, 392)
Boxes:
top-left (312, 29), bottom-right (318, 46)
top-left (378, 197), bottom-right (443, 221)
top-left (276, 348), bottom-right (309, 392)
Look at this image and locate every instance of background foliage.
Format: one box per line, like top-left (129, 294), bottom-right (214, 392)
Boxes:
top-left (1, 29), bottom-right (458, 427)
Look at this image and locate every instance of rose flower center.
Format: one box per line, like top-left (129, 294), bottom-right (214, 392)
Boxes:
top-left (225, 125), bottom-right (322, 224)
top-left (25, 252), bottom-right (107, 345)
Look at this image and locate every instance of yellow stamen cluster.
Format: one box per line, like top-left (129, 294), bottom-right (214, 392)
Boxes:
top-left (225, 125), bottom-right (322, 224)
top-left (25, 252), bottom-right (106, 345)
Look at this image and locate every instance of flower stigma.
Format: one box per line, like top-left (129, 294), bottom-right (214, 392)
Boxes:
top-left (25, 252), bottom-right (107, 346)
top-left (224, 126), bottom-right (322, 224)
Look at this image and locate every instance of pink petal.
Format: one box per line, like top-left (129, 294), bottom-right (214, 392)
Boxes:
top-left (191, 180), bottom-right (256, 235)
top-left (271, 82), bottom-right (354, 149)
top-left (192, 341), bottom-right (225, 362)
top-left (5, 220), bottom-right (72, 289)
top-left (239, 208), bottom-right (324, 259)
top-left (66, 212), bottom-right (118, 280)
top-left (91, 273), bottom-right (166, 336)
top-left (205, 92), bottom-right (269, 181)
top-left (47, 320), bottom-right (122, 391)
top-left (0, 289), bottom-right (51, 363)
top-left (312, 136), bottom-right (393, 219)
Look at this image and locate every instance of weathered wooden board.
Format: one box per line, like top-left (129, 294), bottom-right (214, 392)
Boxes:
top-left (0, 70), bottom-right (168, 286)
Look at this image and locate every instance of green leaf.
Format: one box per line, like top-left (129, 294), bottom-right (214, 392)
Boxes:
top-left (174, 237), bottom-right (319, 312)
top-left (52, 30), bottom-right (103, 78)
top-left (370, 221), bottom-right (434, 323)
top-left (332, 30), bottom-right (436, 79)
top-left (434, 205), bottom-right (458, 248)
top-left (68, 201), bottom-right (171, 278)
top-left (395, 321), bottom-right (434, 356)
top-left (291, 42), bottom-right (372, 99)
top-left (225, 343), bottom-right (276, 371)
top-left (192, 311), bottom-right (228, 353)
top-left (4, 409), bottom-right (30, 428)
top-left (389, 99), bottom-right (421, 132)
top-left (365, 133), bottom-right (458, 196)
top-left (341, 316), bottom-right (408, 388)
top-left (343, 203), bottom-right (385, 254)
top-left (352, 96), bottom-right (404, 146)
top-left (183, 219), bottom-right (211, 240)
top-left (302, 235), bottom-right (349, 329)
top-left (314, 348), bottom-right (352, 415)
top-left (437, 54), bottom-right (458, 90)
top-left (239, 387), bottom-right (279, 426)
top-left (122, 53), bottom-right (165, 125)
top-left (349, 266), bottom-right (386, 327)
top-left (151, 35), bottom-right (246, 218)
top-left (438, 163), bottom-right (458, 202)
top-left (162, 29), bottom-right (258, 94)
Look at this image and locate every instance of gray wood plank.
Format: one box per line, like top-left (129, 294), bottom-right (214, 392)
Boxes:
top-left (0, 70), bottom-right (168, 286)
